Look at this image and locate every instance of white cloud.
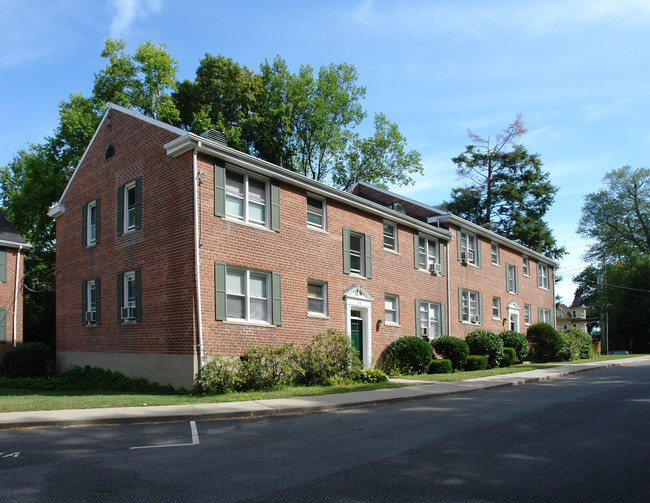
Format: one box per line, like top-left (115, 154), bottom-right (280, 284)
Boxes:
top-left (108, 0), bottom-right (163, 38)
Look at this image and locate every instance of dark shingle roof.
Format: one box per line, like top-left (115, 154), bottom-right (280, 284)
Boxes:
top-left (0, 211), bottom-right (29, 247)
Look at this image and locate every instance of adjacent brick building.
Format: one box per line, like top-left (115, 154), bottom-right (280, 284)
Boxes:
top-left (0, 211), bottom-right (30, 357)
top-left (49, 104), bottom-right (557, 388)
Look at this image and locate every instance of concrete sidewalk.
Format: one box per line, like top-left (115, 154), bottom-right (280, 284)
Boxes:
top-left (1, 356), bottom-right (648, 430)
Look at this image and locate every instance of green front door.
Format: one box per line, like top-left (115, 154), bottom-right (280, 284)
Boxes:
top-left (351, 319), bottom-right (363, 360)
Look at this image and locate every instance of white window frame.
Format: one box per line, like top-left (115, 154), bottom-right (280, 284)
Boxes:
top-left (124, 271), bottom-right (136, 310)
top-left (306, 195), bottom-right (326, 230)
top-left (538, 263), bottom-right (550, 290)
top-left (383, 222), bottom-right (397, 251)
top-left (461, 289), bottom-right (481, 324)
top-left (385, 294), bottom-right (399, 325)
top-left (459, 230), bottom-right (478, 265)
top-left (506, 263), bottom-right (517, 294)
top-left (522, 256), bottom-right (530, 276)
top-left (418, 236), bottom-right (439, 271)
top-left (524, 304), bottom-right (531, 325)
top-left (225, 170), bottom-right (269, 227)
top-left (87, 201), bottom-right (97, 246)
top-left (492, 296), bottom-right (501, 320)
top-left (420, 301), bottom-right (442, 338)
top-left (539, 308), bottom-right (552, 324)
top-left (491, 242), bottom-right (499, 265)
top-left (226, 268), bottom-right (271, 323)
top-left (86, 279), bottom-right (97, 324)
top-left (349, 231), bottom-right (365, 275)
top-left (307, 280), bottom-right (328, 316)
top-left (124, 181), bottom-right (137, 233)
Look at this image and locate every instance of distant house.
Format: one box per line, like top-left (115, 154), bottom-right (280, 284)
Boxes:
top-left (556, 297), bottom-right (590, 333)
top-left (48, 104), bottom-right (557, 388)
top-left (0, 211), bottom-right (30, 356)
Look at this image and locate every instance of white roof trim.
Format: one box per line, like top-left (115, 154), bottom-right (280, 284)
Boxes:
top-left (0, 239), bottom-right (32, 249)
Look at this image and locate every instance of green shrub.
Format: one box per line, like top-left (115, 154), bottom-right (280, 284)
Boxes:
top-left (354, 368), bottom-right (389, 383)
top-left (295, 329), bottom-right (362, 386)
top-left (1, 342), bottom-right (50, 377)
top-left (378, 336), bottom-right (433, 375)
top-left (526, 323), bottom-right (563, 362)
top-left (465, 330), bottom-right (504, 368)
top-left (59, 365), bottom-right (176, 393)
top-left (428, 359), bottom-right (453, 374)
top-left (563, 328), bottom-right (593, 359)
top-left (431, 336), bottom-right (469, 370)
top-left (464, 355), bottom-right (488, 371)
top-left (240, 343), bottom-right (298, 390)
top-left (501, 347), bottom-right (517, 367)
top-left (195, 356), bottom-right (244, 394)
top-left (499, 330), bottom-right (529, 360)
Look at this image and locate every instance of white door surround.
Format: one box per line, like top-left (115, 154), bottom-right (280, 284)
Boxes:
top-left (343, 285), bottom-right (373, 368)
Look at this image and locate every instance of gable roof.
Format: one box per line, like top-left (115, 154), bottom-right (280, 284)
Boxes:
top-left (0, 211), bottom-right (30, 249)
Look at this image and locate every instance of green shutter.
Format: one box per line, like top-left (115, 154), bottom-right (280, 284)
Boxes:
top-left (214, 160), bottom-right (226, 217)
top-left (441, 303), bottom-right (447, 336)
top-left (506, 263), bottom-right (511, 291)
top-left (364, 234), bottom-right (372, 278)
top-left (134, 178), bottom-right (142, 230)
top-left (214, 262), bottom-right (226, 321)
top-left (476, 235), bottom-right (482, 267)
top-left (515, 266), bottom-right (519, 294)
top-left (0, 308), bottom-right (6, 344)
top-left (478, 292), bottom-right (484, 324)
top-left (272, 272), bottom-right (282, 325)
top-left (95, 198), bottom-right (101, 244)
top-left (0, 247), bottom-right (6, 283)
top-left (415, 299), bottom-right (421, 334)
top-left (414, 233), bottom-right (420, 269)
top-left (342, 228), bottom-right (351, 274)
top-left (439, 242), bottom-right (446, 276)
top-left (81, 281), bottom-right (87, 325)
top-left (95, 277), bottom-right (101, 325)
top-left (270, 179), bottom-right (281, 232)
top-left (134, 269), bottom-right (142, 321)
top-left (117, 272), bottom-right (123, 321)
top-left (81, 204), bottom-right (87, 248)
top-left (457, 229), bottom-right (462, 260)
top-left (117, 185), bottom-right (124, 235)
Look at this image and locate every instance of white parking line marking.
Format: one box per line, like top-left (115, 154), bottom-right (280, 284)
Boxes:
top-left (130, 421), bottom-right (200, 450)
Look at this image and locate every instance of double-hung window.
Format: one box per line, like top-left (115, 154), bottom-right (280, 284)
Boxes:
top-left (117, 179), bottom-right (141, 235)
top-left (416, 235), bottom-right (439, 273)
top-left (524, 304), bottom-right (531, 325)
top-left (385, 295), bottom-right (399, 325)
top-left (522, 256), bottom-right (530, 276)
top-left (343, 228), bottom-right (372, 278)
top-left (383, 222), bottom-right (397, 251)
top-left (506, 263), bottom-right (519, 294)
top-left (417, 300), bottom-right (445, 338)
top-left (306, 196), bottom-right (326, 230)
top-left (215, 263), bottom-right (282, 325)
top-left (117, 270), bottom-right (141, 322)
top-left (491, 242), bottom-right (499, 265)
top-left (539, 307), bottom-right (552, 324)
top-left (459, 288), bottom-right (482, 324)
top-left (492, 296), bottom-right (501, 319)
top-left (458, 229), bottom-right (480, 266)
top-left (226, 171), bottom-right (267, 226)
top-left (537, 263), bottom-right (550, 290)
top-left (82, 199), bottom-right (100, 247)
top-left (308, 280), bottom-right (327, 316)
top-left (82, 279), bottom-right (100, 325)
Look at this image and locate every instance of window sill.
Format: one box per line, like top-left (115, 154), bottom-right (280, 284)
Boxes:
top-left (349, 273), bottom-right (368, 280)
top-left (307, 313), bottom-right (329, 319)
top-left (383, 248), bottom-right (399, 255)
top-left (223, 216), bottom-right (275, 233)
top-left (306, 225), bottom-right (328, 234)
top-left (223, 319), bottom-right (275, 328)
top-left (385, 322), bottom-right (401, 328)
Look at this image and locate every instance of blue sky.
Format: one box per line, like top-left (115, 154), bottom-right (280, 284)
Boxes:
top-left (2, 0), bottom-right (649, 303)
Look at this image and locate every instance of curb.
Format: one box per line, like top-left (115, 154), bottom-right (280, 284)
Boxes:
top-left (1, 356), bottom-right (648, 430)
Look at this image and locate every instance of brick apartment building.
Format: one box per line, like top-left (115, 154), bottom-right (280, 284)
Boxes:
top-left (0, 211), bottom-right (30, 357)
top-left (49, 104), bottom-right (557, 388)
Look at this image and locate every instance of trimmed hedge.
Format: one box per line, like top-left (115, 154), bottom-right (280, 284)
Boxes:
top-left (1, 342), bottom-right (50, 378)
top-left (465, 330), bottom-right (504, 368)
top-left (499, 330), bottom-right (529, 360)
top-left (464, 355), bottom-right (488, 371)
top-left (501, 347), bottom-right (517, 367)
top-left (526, 323), bottom-right (563, 362)
top-left (379, 336), bottom-right (433, 375)
top-left (431, 336), bottom-right (469, 370)
top-left (428, 359), bottom-right (453, 374)
top-left (562, 328), bottom-right (593, 360)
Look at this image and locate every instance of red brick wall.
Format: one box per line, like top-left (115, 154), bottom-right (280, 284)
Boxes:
top-left (55, 110), bottom-right (197, 358)
top-left (446, 223), bottom-right (555, 339)
top-left (0, 247), bottom-right (24, 356)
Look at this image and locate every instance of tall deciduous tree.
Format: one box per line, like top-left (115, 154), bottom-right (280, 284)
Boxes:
top-left (578, 165), bottom-right (650, 262)
top-left (445, 115), bottom-right (564, 259)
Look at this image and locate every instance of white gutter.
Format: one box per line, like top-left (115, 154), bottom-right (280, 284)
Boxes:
top-left (193, 143), bottom-right (204, 377)
top-left (12, 245), bottom-right (22, 347)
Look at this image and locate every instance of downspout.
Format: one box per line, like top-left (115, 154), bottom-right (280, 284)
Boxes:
top-left (12, 245), bottom-right (23, 347)
top-left (446, 241), bottom-right (451, 337)
top-left (552, 266), bottom-right (557, 330)
top-left (193, 143), bottom-right (204, 378)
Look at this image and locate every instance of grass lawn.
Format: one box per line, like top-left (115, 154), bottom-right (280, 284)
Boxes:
top-left (0, 354), bottom-right (643, 413)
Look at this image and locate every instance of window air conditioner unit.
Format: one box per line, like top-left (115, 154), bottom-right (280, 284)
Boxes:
top-left (470, 315), bottom-right (480, 324)
top-left (420, 327), bottom-right (429, 337)
top-left (460, 251), bottom-right (469, 264)
top-left (85, 311), bottom-right (96, 324)
top-left (429, 263), bottom-right (441, 275)
top-left (121, 306), bottom-right (135, 321)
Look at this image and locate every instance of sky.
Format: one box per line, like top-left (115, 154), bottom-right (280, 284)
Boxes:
top-left (2, 0), bottom-right (649, 303)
